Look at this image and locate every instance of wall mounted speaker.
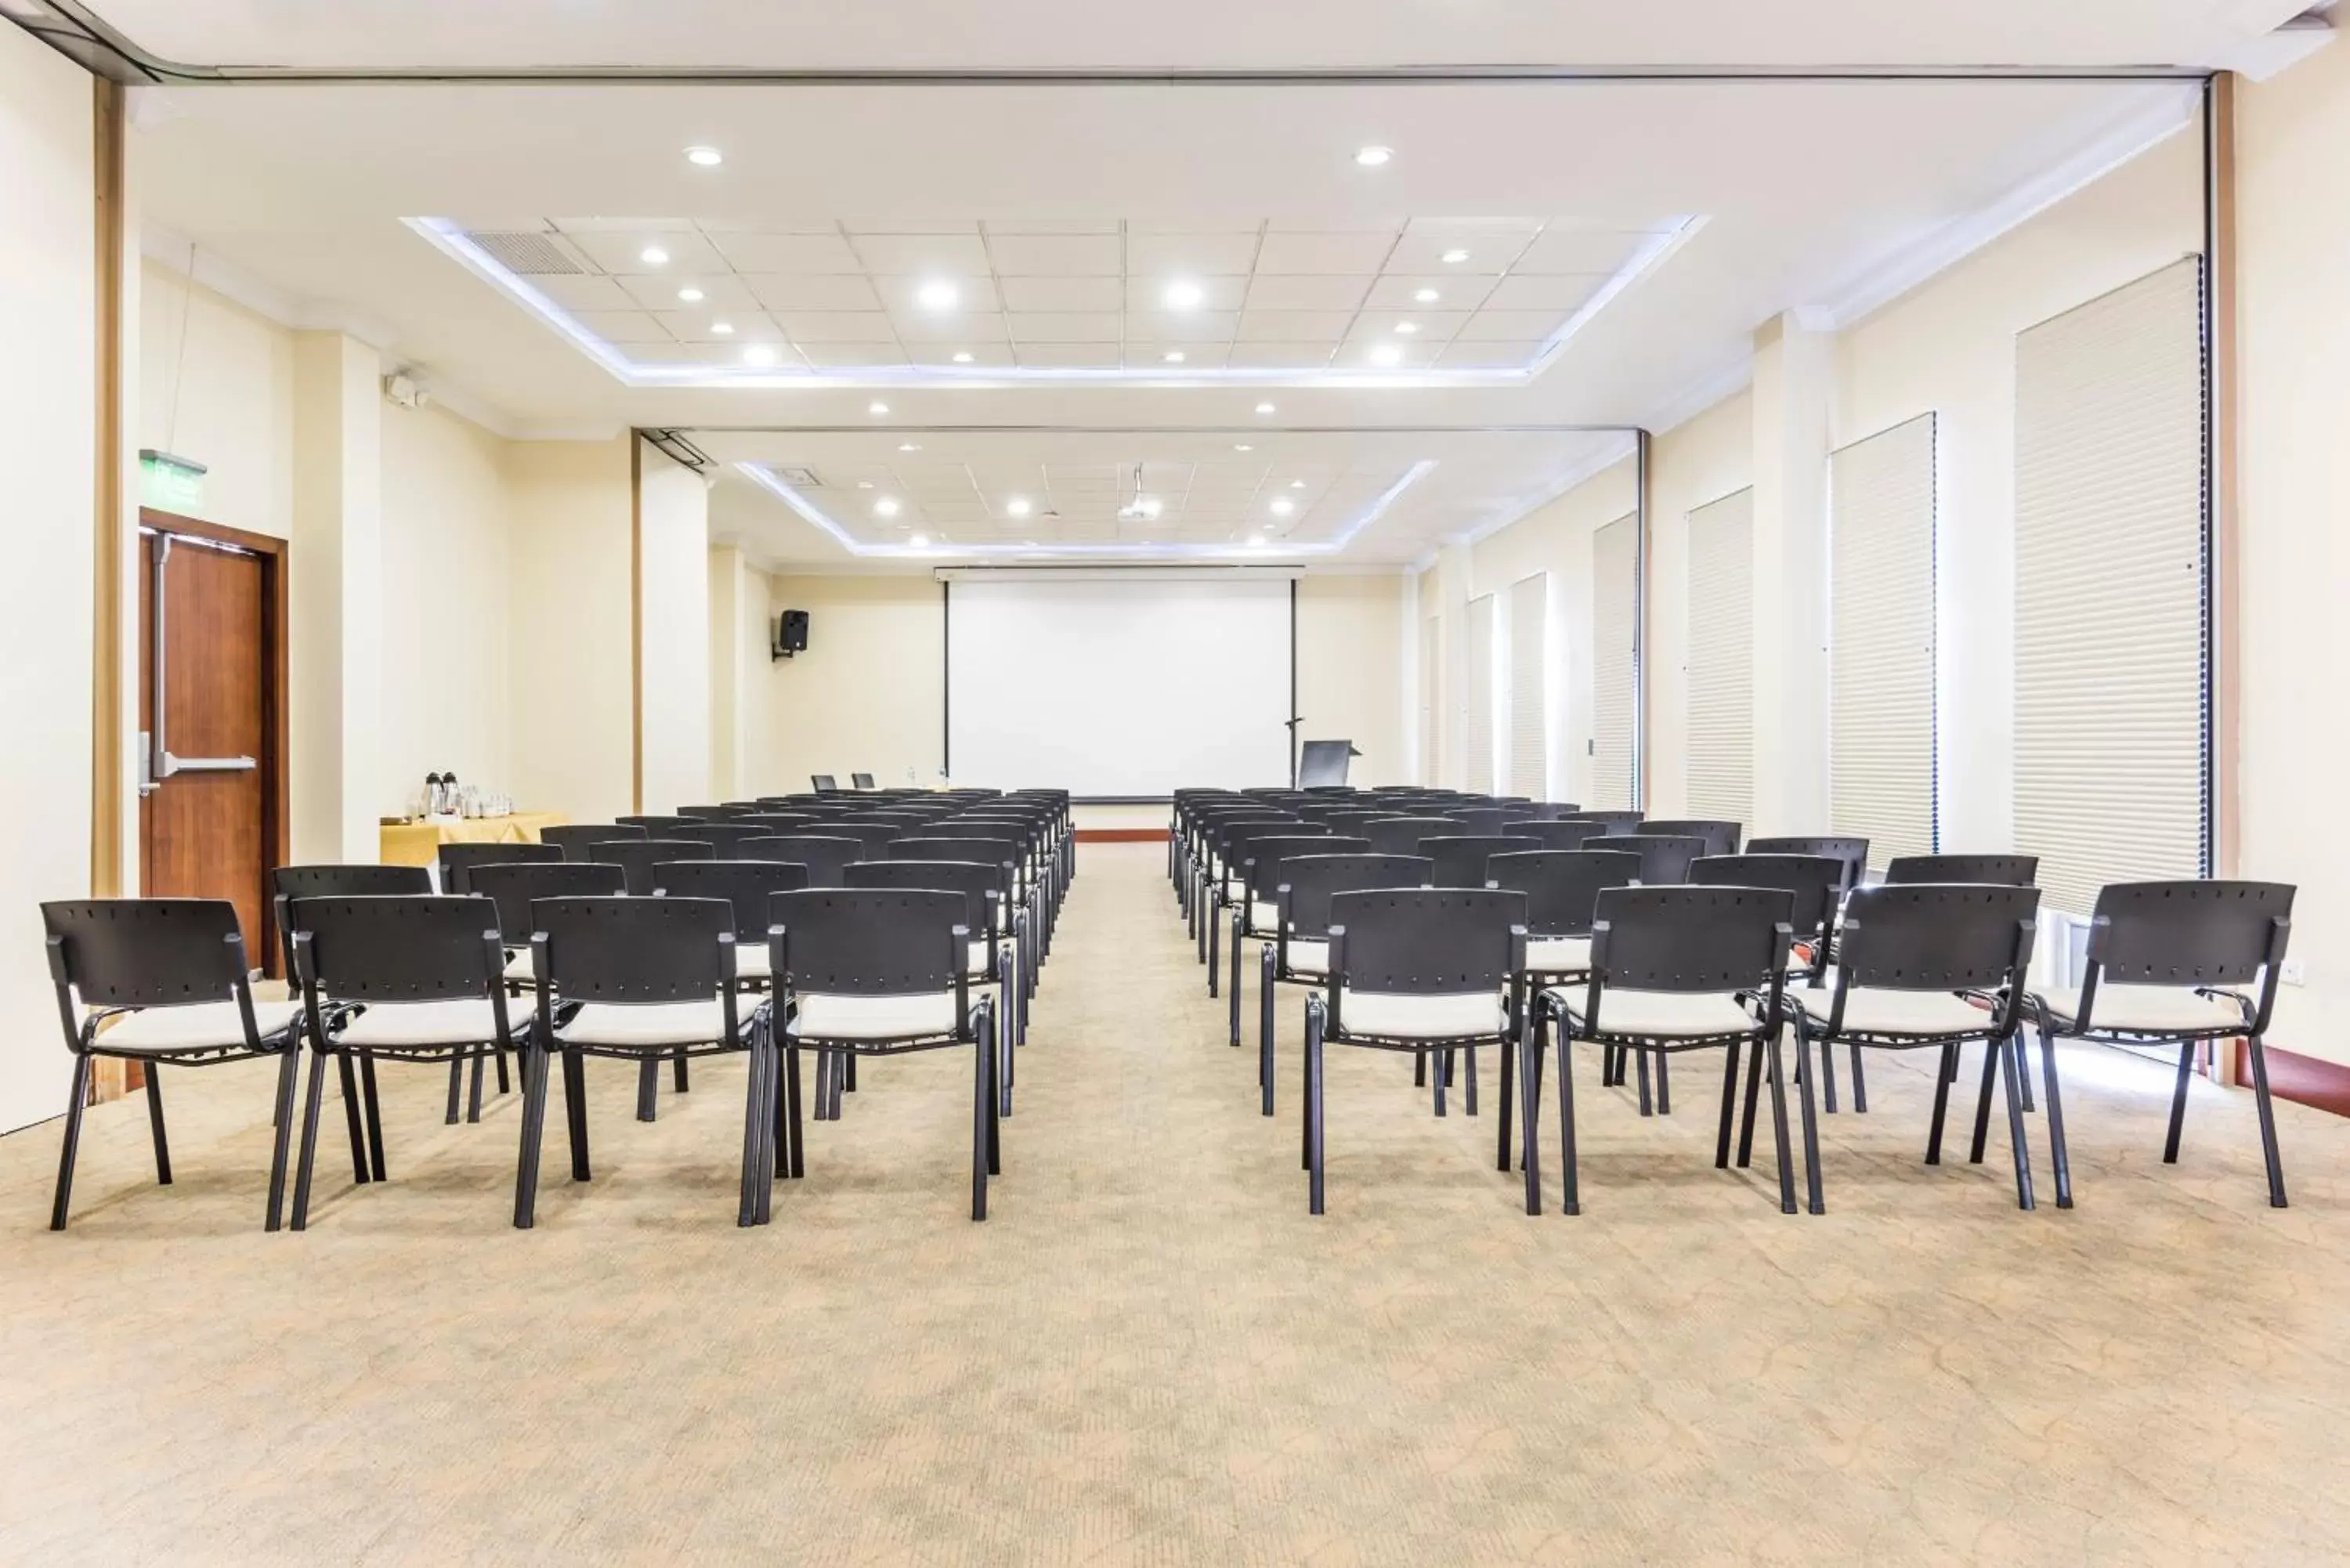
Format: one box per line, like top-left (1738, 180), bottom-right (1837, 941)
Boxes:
top-left (773, 609), bottom-right (810, 659)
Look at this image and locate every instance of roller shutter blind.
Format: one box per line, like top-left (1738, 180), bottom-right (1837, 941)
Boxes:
top-left (2014, 256), bottom-right (2207, 916)
top-left (1465, 593), bottom-right (1498, 793)
top-left (1418, 612), bottom-right (1441, 785)
top-left (1684, 488), bottom-right (1754, 826)
top-left (1829, 414), bottom-right (1937, 868)
top-left (1591, 512), bottom-right (1640, 811)
top-left (1507, 573), bottom-right (1549, 798)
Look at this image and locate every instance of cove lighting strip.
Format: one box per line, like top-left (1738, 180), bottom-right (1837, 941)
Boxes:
top-left (737, 459), bottom-right (1437, 560)
top-left (404, 215), bottom-right (1703, 391)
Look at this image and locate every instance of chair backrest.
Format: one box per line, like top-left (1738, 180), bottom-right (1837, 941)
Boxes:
top-left (737, 834), bottom-right (864, 887)
top-left (674, 804), bottom-right (750, 820)
top-left (436, 840), bottom-right (563, 895)
top-left (1322, 811), bottom-right (1390, 837)
top-left (1242, 836), bottom-right (1372, 903)
top-left (1563, 811), bottom-right (1643, 833)
top-left (1589, 885), bottom-right (1795, 992)
top-left (269, 862), bottom-right (432, 970)
top-left (815, 821), bottom-right (906, 858)
top-left (1418, 834), bottom-right (1543, 889)
top-left (2087, 880), bottom-right (2294, 989)
top-left (1219, 818), bottom-right (1325, 867)
top-left (1635, 819), bottom-right (1742, 857)
top-left (844, 859), bottom-right (999, 938)
top-left (1509, 801), bottom-right (1581, 820)
top-left (1446, 807), bottom-right (1517, 836)
top-left (542, 822), bottom-right (646, 862)
top-left (287, 894), bottom-right (504, 1003)
top-left (1585, 833), bottom-right (1704, 887)
top-left (1329, 887), bottom-right (1525, 998)
top-left (653, 859), bottom-right (813, 942)
top-left (1884, 854), bottom-right (2038, 887)
top-left (616, 815), bottom-right (696, 834)
top-left (42, 898), bottom-right (251, 1009)
top-left (598, 838), bottom-right (717, 896)
top-left (467, 861), bottom-right (627, 945)
top-left (770, 887), bottom-right (967, 997)
top-left (812, 775), bottom-right (840, 793)
top-left (1746, 836), bottom-right (1871, 891)
top-left (1484, 849), bottom-right (1641, 937)
top-left (851, 772), bottom-right (877, 789)
top-left (532, 896), bottom-right (739, 999)
top-left (1836, 883), bottom-right (2041, 992)
top-left (1689, 854), bottom-right (1846, 941)
top-left (891, 836), bottom-right (1018, 879)
top-left (1497, 819), bottom-right (1603, 852)
top-left (1362, 816), bottom-right (1466, 854)
top-left (666, 821), bottom-right (776, 858)
top-left (1275, 853), bottom-right (1434, 934)
top-left (734, 813), bottom-right (821, 835)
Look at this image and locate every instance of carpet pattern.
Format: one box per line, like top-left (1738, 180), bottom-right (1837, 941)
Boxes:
top-left (2, 843), bottom-right (2348, 1565)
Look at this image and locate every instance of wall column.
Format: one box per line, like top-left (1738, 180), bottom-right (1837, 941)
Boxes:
top-left (289, 331), bottom-right (382, 862)
top-left (1748, 311), bottom-right (1835, 833)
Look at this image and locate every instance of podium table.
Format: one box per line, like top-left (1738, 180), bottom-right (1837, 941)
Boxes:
top-left (378, 812), bottom-right (566, 868)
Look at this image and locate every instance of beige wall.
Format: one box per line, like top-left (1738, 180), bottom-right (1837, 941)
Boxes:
top-left (136, 262), bottom-right (295, 540)
top-left (2238, 45), bottom-right (2350, 1064)
top-left (0, 26), bottom-right (96, 1132)
top-left (506, 437), bottom-right (636, 824)
top-left (759, 573), bottom-right (945, 793)
top-left (1643, 392), bottom-right (1755, 816)
top-left (1295, 573), bottom-right (1408, 787)
top-left (636, 443), bottom-right (712, 812)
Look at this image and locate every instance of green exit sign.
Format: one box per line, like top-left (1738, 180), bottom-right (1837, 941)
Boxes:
top-left (139, 449), bottom-right (207, 513)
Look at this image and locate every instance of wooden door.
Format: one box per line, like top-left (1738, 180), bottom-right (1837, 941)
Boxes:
top-left (138, 512), bottom-right (287, 973)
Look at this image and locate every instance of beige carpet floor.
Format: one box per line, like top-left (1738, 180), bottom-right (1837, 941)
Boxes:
top-left (4, 843), bottom-right (2350, 1566)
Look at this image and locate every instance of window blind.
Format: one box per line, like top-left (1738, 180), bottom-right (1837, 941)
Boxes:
top-left (1591, 513), bottom-right (1640, 811)
top-left (1418, 612), bottom-right (1441, 786)
top-left (1684, 488), bottom-right (1754, 826)
top-left (1507, 573), bottom-right (1549, 799)
top-left (1465, 593), bottom-right (1498, 793)
top-left (1829, 414), bottom-right (1937, 868)
top-left (2014, 256), bottom-right (2207, 916)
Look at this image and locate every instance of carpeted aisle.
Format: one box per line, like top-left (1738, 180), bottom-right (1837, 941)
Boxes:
top-left (2, 841), bottom-right (2348, 1564)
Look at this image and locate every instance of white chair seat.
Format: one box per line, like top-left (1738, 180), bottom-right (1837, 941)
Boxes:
top-left (788, 991), bottom-right (961, 1041)
top-left (503, 950), bottom-right (536, 983)
top-left (735, 945), bottom-right (773, 981)
top-left (1525, 934), bottom-right (1593, 974)
top-left (1338, 988), bottom-right (1505, 1041)
top-left (2037, 984), bottom-right (2251, 1035)
top-left (1283, 938), bottom-right (1329, 977)
top-left (1791, 987), bottom-right (1990, 1037)
top-left (555, 999), bottom-right (732, 1049)
top-left (1250, 899), bottom-right (1280, 930)
top-left (337, 997), bottom-right (511, 1049)
top-left (967, 938), bottom-right (1011, 975)
top-left (1556, 987), bottom-right (1757, 1039)
top-left (98, 999), bottom-right (302, 1053)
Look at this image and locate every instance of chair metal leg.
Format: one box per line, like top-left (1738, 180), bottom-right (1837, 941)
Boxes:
top-left (1207, 895), bottom-right (1220, 997)
top-left (467, 1043), bottom-right (487, 1123)
top-left (494, 1046), bottom-right (511, 1097)
top-left (1925, 1041), bottom-right (1957, 1165)
top-left (1737, 1029), bottom-right (1766, 1169)
top-left (1519, 1019), bottom-right (1543, 1213)
top-left (2014, 1033), bottom-right (2036, 1112)
top-left (1524, 1011), bottom-right (1546, 1172)
top-left (336, 1054), bottom-right (370, 1184)
top-left (971, 1032), bottom-right (992, 1223)
top-left (1227, 917), bottom-right (1243, 1042)
top-left (1968, 1038), bottom-right (2000, 1165)
top-left (2163, 1039), bottom-right (2196, 1162)
top-left (1790, 1028), bottom-right (1823, 1215)
top-left (143, 1063), bottom-right (172, 1184)
top-left (2246, 1036), bottom-right (2289, 1209)
top-left (1635, 1049), bottom-right (1653, 1116)
top-left (1260, 948), bottom-right (1277, 1116)
top-left (2035, 1026), bottom-right (2073, 1209)
top-left (784, 1040), bottom-right (805, 1180)
top-left (1432, 1048), bottom-right (1448, 1118)
top-left (739, 1040), bottom-right (768, 1228)
top-left (1655, 1053), bottom-right (1671, 1115)
top-left (1715, 1042), bottom-right (1741, 1169)
top-left (1496, 1029), bottom-right (1515, 1172)
top-left (1414, 1051), bottom-right (1426, 1088)
top-left (49, 1054), bottom-right (93, 1231)
top-left (1301, 1008), bottom-right (1314, 1171)
top-left (290, 1050), bottom-right (331, 1231)
top-left (514, 1042), bottom-right (550, 1228)
top-left (1847, 1042), bottom-right (1867, 1114)
top-left (1558, 1028), bottom-right (1582, 1217)
top-left (360, 1053), bottom-right (387, 1181)
top-left (1306, 1001), bottom-right (1327, 1216)
top-left (636, 1057), bottom-right (660, 1122)
top-left (1817, 1026), bottom-right (1838, 1114)
top-left (562, 1047), bottom-right (591, 1181)
top-left (2000, 1031), bottom-right (2036, 1211)
top-left (265, 1046), bottom-right (301, 1230)
top-left (444, 1056), bottom-right (464, 1124)
top-left (673, 1046), bottom-right (690, 1093)
top-left (985, 1007), bottom-right (1003, 1180)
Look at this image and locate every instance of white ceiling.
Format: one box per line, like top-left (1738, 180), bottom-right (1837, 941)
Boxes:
top-left (52, 0), bottom-right (2317, 73)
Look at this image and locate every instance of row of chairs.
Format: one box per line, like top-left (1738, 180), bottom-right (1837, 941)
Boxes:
top-left (1171, 788), bottom-right (2295, 1219)
top-left (41, 788), bottom-right (1072, 1233)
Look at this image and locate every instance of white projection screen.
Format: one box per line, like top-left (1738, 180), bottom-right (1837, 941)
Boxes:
top-left (945, 576), bottom-right (1293, 797)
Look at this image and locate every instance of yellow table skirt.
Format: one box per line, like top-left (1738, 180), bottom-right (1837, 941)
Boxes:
top-left (379, 812), bottom-right (566, 868)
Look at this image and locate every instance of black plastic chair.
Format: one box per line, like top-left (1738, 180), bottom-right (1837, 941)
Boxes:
top-left (2030, 880), bottom-right (2295, 1208)
top-left (543, 822), bottom-right (646, 862)
top-left (436, 840), bottom-right (563, 896)
top-left (734, 813), bottom-right (820, 836)
top-left (1748, 836), bottom-right (1871, 891)
top-left (656, 860), bottom-right (812, 989)
top-left (812, 775), bottom-right (841, 793)
top-left (42, 899), bottom-right (304, 1232)
top-left (1361, 816), bottom-right (1465, 855)
top-left (1528, 886), bottom-right (1796, 1216)
top-left (1885, 854), bottom-right (2038, 887)
top-left (1693, 854), bottom-right (1860, 1115)
top-left (268, 864), bottom-right (438, 1148)
top-left (1206, 821), bottom-right (1329, 993)
top-left (518, 896), bottom-right (765, 1228)
top-left (1562, 811), bottom-right (1643, 834)
top-left (1766, 883), bottom-right (2042, 1214)
top-left (1499, 820), bottom-right (1605, 852)
top-left (1257, 854), bottom-right (1434, 1114)
top-left (597, 838), bottom-right (718, 896)
top-left (741, 833), bottom-right (866, 888)
top-left (286, 894), bottom-right (519, 1229)
top-left (668, 821), bottom-right (779, 858)
top-left (616, 815), bottom-right (697, 834)
top-left (818, 821), bottom-right (907, 860)
top-left (769, 889), bottom-right (1001, 1220)
top-left (468, 860), bottom-right (626, 981)
top-left (675, 804), bottom-right (752, 820)
top-left (1636, 819), bottom-right (1742, 857)
top-left (1225, 835), bottom-right (1372, 1047)
top-left (1301, 889), bottom-right (1528, 1213)
top-left (1488, 849), bottom-right (1642, 981)
top-left (851, 772), bottom-right (877, 789)
top-left (1447, 807), bottom-right (1520, 836)
top-left (891, 836), bottom-right (1036, 1029)
top-left (844, 858), bottom-right (1025, 1086)
top-left (1419, 834), bottom-right (1543, 889)
top-left (1585, 833), bottom-right (1705, 887)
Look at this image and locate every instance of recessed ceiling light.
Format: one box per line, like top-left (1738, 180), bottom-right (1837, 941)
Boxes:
top-left (868, 400), bottom-right (890, 415)
top-left (1414, 287), bottom-right (1441, 303)
top-left (1006, 497), bottom-right (1032, 518)
top-left (1162, 280), bottom-right (1205, 310)
top-left (1396, 322), bottom-right (1422, 336)
top-left (1255, 401), bottom-right (1276, 414)
top-left (908, 533), bottom-right (929, 548)
top-left (856, 481), bottom-right (874, 490)
top-left (685, 146), bottom-right (723, 168)
top-left (898, 442), bottom-right (921, 452)
top-left (677, 286), bottom-right (704, 302)
top-left (1354, 145), bottom-right (1393, 167)
top-left (952, 351), bottom-right (974, 363)
top-left (639, 246), bottom-right (670, 266)
top-left (1369, 344), bottom-right (1402, 366)
top-left (741, 345), bottom-right (778, 367)
top-left (1290, 479), bottom-right (1306, 489)
top-left (1163, 351), bottom-right (1186, 363)
top-left (875, 497), bottom-right (902, 517)
top-left (1234, 443), bottom-right (1253, 453)
top-left (1138, 497), bottom-right (1163, 518)
top-left (710, 320), bottom-right (735, 335)
top-left (1248, 533), bottom-right (1267, 547)
top-left (1271, 498), bottom-right (1295, 516)
top-left (1441, 248), bottom-right (1470, 264)
top-left (916, 280), bottom-right (959, 311)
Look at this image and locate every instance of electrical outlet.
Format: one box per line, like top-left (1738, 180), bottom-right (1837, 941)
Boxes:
top-left (2281, 959), bottom-right (2308, 987)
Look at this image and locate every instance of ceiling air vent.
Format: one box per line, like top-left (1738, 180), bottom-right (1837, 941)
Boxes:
top-left (772, 466), bottom-right (822, 487)
top-left (464, 229), bottom-right (588, 276)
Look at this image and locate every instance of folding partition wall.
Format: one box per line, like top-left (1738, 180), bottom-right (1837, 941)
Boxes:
top-left (1683, 488), bottom-right (1755, 826)
top-left (1506, 572), bottom-right (1550, 799)
top-left (1590, 512), bottom-right (1641, 811)
top-left (1464, 593), bottom-right (1498, 793)
top-left (1828, 414), bottom-right (1939, 869)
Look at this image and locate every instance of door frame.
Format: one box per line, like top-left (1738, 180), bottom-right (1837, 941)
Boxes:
top-left (136, 507), bottom-right (291, 968)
